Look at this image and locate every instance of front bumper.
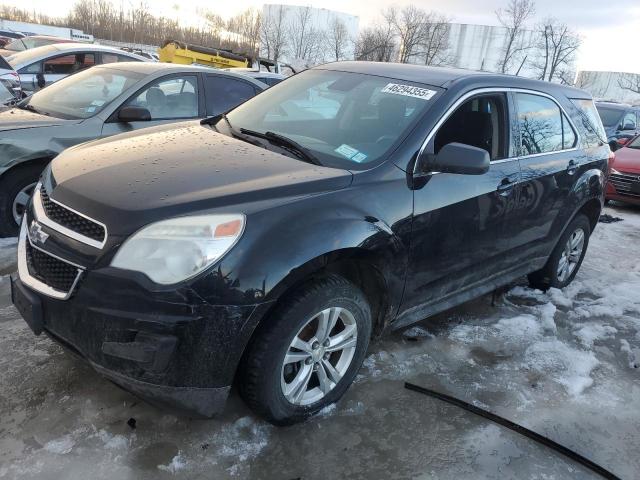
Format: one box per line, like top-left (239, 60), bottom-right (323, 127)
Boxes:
top-left (11, 258), bottom-right (266, 417)
top-left (606, 175), bottom-right (640, 205)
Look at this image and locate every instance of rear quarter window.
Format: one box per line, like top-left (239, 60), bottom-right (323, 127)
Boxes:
top-left (571, 99), bottom-right (607, 147)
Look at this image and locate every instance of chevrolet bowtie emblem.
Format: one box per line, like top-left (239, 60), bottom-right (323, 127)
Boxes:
top-left (29, 221), bottom-right (49, 245)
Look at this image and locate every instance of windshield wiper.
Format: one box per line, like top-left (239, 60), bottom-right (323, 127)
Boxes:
top-left (200, 112), bottom-right (231, 128)
top-left (18, 103), bottom-right (48, 116)
top-left (239, 128), bottom-right (323, 166)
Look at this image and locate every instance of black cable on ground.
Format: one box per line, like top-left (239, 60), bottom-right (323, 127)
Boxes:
top-left (404, 382), bottom-right (621, 480)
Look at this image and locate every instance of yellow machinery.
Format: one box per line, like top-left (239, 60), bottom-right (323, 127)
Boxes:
top-left (158, 40), bottom-right (249, 69)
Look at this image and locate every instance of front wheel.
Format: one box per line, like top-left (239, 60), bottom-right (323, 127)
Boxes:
top-left (0, 166), bottom-right (43, 237)
top-left (238, 275), bottom-right (371, 425)
top-left (528, 214), bottom-right (591, 290)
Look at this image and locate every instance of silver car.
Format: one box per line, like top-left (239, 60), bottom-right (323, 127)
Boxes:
top-left (0, 62), bottom-right (267, 236)
top-left (6, 43), bottom-right (149, 96)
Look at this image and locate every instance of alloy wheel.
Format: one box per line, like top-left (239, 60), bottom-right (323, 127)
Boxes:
top-left (281, 306), bottom-right (358, 406)
top-left (557, 227), bottom-right (585, 283)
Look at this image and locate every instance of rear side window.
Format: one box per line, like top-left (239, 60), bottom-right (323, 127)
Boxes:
top-left (570, 98), bottom-right (607, 146)
top-left (516, 93), bottom-right (576, 155)
top-left (204, 75), bottom-right (256, 115)
top-left (43, 53), bottom-right (95, 75)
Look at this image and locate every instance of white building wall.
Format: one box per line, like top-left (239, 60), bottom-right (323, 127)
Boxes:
top-left (575, 71), bottom-right (640, 104)
top-left (0, 19), bottom-right (93, 42)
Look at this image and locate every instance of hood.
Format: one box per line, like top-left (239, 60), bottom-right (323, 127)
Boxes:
top-left (49, 121), bottom-right (353, 235)
top-left (612, 146), bottom-right (640, 174)
top-left (0, 107), bottom-right (80, 131)
top-left (0, 49), bottom-right (13, 58)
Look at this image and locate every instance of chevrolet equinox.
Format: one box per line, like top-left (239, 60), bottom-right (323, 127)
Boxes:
top-left (11, 62), bottom-right (609, 425)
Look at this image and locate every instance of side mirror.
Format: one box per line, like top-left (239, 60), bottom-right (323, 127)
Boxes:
top-left (117, 106), bottom-right (151, 122)
top-left (36, 72), bottom-right (45, 89)
top-left (419, 142), bottom-right (490, 175)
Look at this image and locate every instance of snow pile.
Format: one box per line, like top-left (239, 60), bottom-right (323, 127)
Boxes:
top-left (43, 435), bottom-right (75, 455)
top-left (524, 340), bottom-right (600, 397)
top-left (215, 417), bottom-right (270, 464)
top-left (620, 339), bottom-right (639, 369)
top-left (95, 429), bottom-right (130, 450)
top-left (574, 324), bottom-right (618, 347)
top-left (158, 452), bottom-right (187, 473)
top-left (402, 326), bottom-right (434, 338)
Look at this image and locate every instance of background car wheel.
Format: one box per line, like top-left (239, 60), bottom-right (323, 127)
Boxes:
top-left (528, 214), bottom-right (591, 291)
top-left (0, 165), bottom-right (43, 237)
top-left (238, 274), bottom-right (371, 425)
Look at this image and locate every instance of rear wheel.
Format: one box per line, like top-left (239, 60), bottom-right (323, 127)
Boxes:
top-left (238, 275), bottom-right (371, 425)
top-left (528, 214), bottom-right (591, 290)
top-left (0, 165), bottom-right (43, 237)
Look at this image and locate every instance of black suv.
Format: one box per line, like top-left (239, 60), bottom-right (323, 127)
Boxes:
top-left (11, 62), bottom-right (608, 425)
top-left (595, 101), bottom-right (640, 151)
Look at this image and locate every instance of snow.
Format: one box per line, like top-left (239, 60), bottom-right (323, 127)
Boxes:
top-left (574, 324), bottom-right (618, 347)
top-left (43, 435), bottom-right (75, 455)
top-left (158, 452), bottom-right (187, 473)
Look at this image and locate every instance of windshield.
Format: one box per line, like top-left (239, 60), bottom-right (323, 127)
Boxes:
top-left (20, 66), bottom-right (144, 119)
top-left (5, 37), bottom-right (61, 52)
top-left (225, 69), bottom-right (439, 169)
top-left (596, 106), bottom-right (624, 128)
top-left (627, 135), bottom-right (640, 149)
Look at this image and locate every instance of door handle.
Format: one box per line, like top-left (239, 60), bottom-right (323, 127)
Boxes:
top-left (497, 177), bottom-right (515, 196)
top-left (566, 159), bottom-right (578, 175)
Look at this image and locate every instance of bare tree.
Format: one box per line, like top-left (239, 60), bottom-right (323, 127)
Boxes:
top-left (495, 0), bottom-right (536, 74)
top-left (421, 13), bottom-right (452, 66)
top-left (260, 4), bottom-right (289, 63)
top-left (618, 73), bottom-right (640, 95)
top-left (288, 5), bottom-right (322, 64)
top-left (534, 19), bottom-right (581, 83)
top-left (326, 17), bottom-right (350, 62)
top-left (384, 6), bottom-right (429, 63)
top-left (354, 21), bottom-right (396, 62)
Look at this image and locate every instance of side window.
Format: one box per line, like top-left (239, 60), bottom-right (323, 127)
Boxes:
top-left (621, 111), bottom-right (636, 130)
top-left (19, 62), bottom-right (41, 74)
top-left (516, 93), bottom-right (576, 155)
top-left (118, 54), bottom-right (142, 63)
top-left (433, 93), bottom-right (508, 161)
top-left (204, 75), bottom-right (256, 116)
top-left (126, 75), bottom-right (198, 120)
top-left (43, 53), bottom-right (95, 75)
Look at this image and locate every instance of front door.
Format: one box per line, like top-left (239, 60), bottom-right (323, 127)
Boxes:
top-left (398, 91), bottom-right (521, 326)
top-left (101, 74), bottom-right (202, 137)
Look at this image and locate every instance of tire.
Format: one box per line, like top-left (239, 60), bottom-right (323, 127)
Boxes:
top-left (528, 214), bottom-right (591, 291)
top-left (238, 274), bottom-right (372, 425)
top-left (0, 165), bottom-right (43, 237)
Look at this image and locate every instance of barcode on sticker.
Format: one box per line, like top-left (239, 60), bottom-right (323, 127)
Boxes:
top-left (381, 83), bottom-right (437, 100)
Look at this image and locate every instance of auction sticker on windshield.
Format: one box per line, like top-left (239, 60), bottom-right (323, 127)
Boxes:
top-left (381, 83), bottom-right (437, 100)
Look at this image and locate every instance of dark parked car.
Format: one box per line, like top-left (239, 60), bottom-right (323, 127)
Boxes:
top-left (6, 43), bottom-right (148, 96)
top-left (11, 62), bottom-right (608, 425)
top-left (595, 101), bottom-right (640, 151)
top-left (606, 134), bottom-right (640, 205)
top-left (0, 62), bottom-right (267, 236)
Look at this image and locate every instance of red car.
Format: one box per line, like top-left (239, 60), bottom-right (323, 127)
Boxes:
top-left (607, 135), bottom-right (640, 205)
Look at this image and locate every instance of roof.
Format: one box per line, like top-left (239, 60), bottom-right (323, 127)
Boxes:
top-left (95, 61), bottom-right (269, 88)
top-left (7, 43), bottom-right (148, 67)
top-left (317, 61), bottom-right (591, 99)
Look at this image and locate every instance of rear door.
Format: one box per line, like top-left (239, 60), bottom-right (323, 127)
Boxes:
top-left (509, 91), bottom-right (580, 264)
top-left (203, 74), bottom-right (260, 116)
top-left (399, 90), bottom-right (522, 325)
top-left (101, 73), bottom-right (203, 137)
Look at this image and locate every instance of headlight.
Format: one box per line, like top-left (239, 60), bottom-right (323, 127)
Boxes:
top-left (111, 214), bottom-right (245, 284)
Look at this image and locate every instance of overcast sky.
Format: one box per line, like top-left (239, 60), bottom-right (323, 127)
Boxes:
top-left (7, 0), bottom-right (640, 73)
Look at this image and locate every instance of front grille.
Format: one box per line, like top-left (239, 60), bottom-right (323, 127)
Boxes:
top-left (609, 171), bottom-right (640, 198)
top-left (40, 185), bottom-right (106, 242)
top-left (25, 241), bottom-right (80, 292)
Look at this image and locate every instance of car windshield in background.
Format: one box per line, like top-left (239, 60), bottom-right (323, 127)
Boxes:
top-left (21, 66), bottom-right (144, 119)
top-left (596, 106), bottom-right (624, 127)
top-left (627, 136), bottom-right (640, 149)
top-left (225, 69), bottom-right (438, 169)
